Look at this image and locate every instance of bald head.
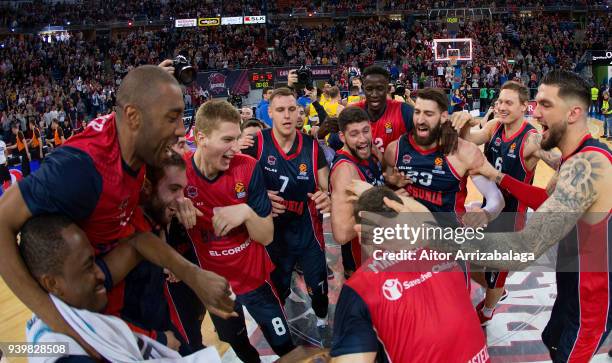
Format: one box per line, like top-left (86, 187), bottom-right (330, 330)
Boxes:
top-left (116, 65), bottom-right (181, 118)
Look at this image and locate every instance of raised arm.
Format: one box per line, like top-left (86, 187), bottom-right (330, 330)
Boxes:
top-left (431, 151), bottom-right (610, 270)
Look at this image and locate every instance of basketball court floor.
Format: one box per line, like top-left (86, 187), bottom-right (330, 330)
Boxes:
top-left (1, 118), bottom-right (610, 362)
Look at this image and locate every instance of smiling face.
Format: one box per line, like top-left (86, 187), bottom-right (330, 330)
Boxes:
top-left (340, 120), bottom-right (372, 161)
top-left (270, 94), bottom-right (298, 138)
top-left (149, 165), bottom-right (187, 225)
top-left (363, 74), bottom-right (389, 113)
top-left (134, 83), bottom-right (185, 167)
top-left (52, 225), bottom-right (107, 312)
top-left (198, 120), bottom-right (242, 174)
top-left (496, 89), bottom-right (527, 125)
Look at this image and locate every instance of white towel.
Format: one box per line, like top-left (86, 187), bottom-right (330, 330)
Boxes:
top-left (42, 294), bottom-right (221, 363)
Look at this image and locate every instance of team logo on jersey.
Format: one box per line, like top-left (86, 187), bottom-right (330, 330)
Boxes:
top-left (234, 182), bottom-right (246, 199)
top-left (402, 154), bottom-right (412, 164)
top-left (267, 155), bottom-right (276, 166)
top-left (297, 163), bottom-right (309, 180)
top-left (382, 278), bottom-right (403, 301)
top-left (384, 121), bottom-right (393, 134)
top-left (186, 185), bottom-right (198, 198)
top-left (509, 143), bottom-right (516, 154)
top-left (494, 137), bottom-right (502, 147)
top-left (433, 157), bottom-right (444, 171)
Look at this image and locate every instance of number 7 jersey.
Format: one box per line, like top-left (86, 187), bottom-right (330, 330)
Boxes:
top-left (253, 129), bottom-right (325, 250)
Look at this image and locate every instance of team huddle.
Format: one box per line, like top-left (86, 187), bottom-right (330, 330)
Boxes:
top-left (0, 63), bottom-right (609, 363)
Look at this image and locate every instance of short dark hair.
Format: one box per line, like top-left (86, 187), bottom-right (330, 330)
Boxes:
top-left (363, 65), bottom-right (390, 82)
top-left (354, 186), bottom-right (402, 224)
top-left (20, 215), bottom-right (74, 278)
top-left (416, 88), bottom-right (449, 112)
top-left (147, 151), bottom-right (186, 187)
top-left (241, 119), bottom-right (265, 131)
top-left (338, 106), bottom-right (370, 132)
top-left (263, 87), bottom-right (273, 96)
top-left (540, 70), bottom-right (590, 108)
top-left (500, 80), bottom-right (529, 104)
top-left (349, 85), bottom-right (360, 93)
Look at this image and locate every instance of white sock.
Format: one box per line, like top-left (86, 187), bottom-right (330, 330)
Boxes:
top-left (316, 315), bottom-right (328, 327)
top-left (482, 306), bottom-right (494, 318)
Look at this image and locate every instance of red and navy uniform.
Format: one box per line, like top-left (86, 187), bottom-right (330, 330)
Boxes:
top-left (184, 153), bottom-right (294, 357)
top-left (99, 209), bottom-right (192, 355)
top-left (331, 253), bottom-right (490, 362)
top-left (165, 217), bottom-right (206, 352)
top-left (483, 120), bottom-right (536, 288)
top-left (542, 135), bottom-right (612, 363)
top-left (394, 133), bottom-right (467, 225)
top-left (245, 128), bottom-right (329, 319)
top-left (354, 99), bottom-right (414, 153)
top-left (18, 113), bottom-right (144, 255)
top-left (329, 149), bottom-right (384, 273)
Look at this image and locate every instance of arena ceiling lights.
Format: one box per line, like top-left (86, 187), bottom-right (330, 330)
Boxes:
top-left (174, 15), bottom-right (265, 28)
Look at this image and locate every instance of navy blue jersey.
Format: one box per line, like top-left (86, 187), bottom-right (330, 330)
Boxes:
top-left (542, 135), bottom-right (612, 361)
top-left (329, 149), bottom-right (384, 193)
top-left (484, 121), bottom-right (536, 231)
top-left (394, 134), bottom-right (467, 222)
top-left (252, 129), bottom-right (327, 249)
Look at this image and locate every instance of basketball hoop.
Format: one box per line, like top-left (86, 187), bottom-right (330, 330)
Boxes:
top-left (449, 55), bottom-right (459, 67)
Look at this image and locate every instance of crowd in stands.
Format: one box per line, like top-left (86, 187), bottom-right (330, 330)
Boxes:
top-left (2, 0), bottom-right (608, 29)
top-left (1, 8), bottom-right (609, 144)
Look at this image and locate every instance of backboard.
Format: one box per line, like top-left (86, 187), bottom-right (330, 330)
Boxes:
top-left (433, 38), bottom-right (473, 62)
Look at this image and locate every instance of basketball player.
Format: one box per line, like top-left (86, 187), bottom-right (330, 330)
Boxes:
top-left (331, 187), bottom-right (490, 363)
top-left (387, 71), bottom-right (612, 363)
top-left (330, 107), bottom-right (385, 278)
top-left (459, 80), bottom-right (561, 324)
top-left (0, 66), bottom-right (233, 357)
top-left (185, 100), bottom-right (295, 361)
top-left (384, 88), bottom-right (505, 230)
top-left (241, 87), bottom-right (332, 328)
top-left (20, 215), bottom-right (220, 361)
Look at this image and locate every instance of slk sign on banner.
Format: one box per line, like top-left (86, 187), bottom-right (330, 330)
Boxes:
top-left (175, 18), bottom-right (197, 28)
top-left (222, 17), bottom-right (243, 25)
top-left (198, 18), bottom-right (220, 26)
top-left (243, 15), bottom-right (266, 24)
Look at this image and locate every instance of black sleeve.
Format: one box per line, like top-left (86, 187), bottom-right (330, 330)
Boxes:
top-left (315, 140), bottom-right (329, 170)
top-left (241, 133), bottom-right (259, 159)
top-left (56, 356), bottom-right (97, 363)
top-left (311, 100), bottom-right (327, 124)
top-left (401, 102), bottom-right (414, 133)
top-left (18, 146), bottom-right (102, 220)
top-left (330, 285), bottom-right (379, 357)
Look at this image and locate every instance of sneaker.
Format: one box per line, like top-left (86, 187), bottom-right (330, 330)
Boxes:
top-left (500, 289), bottom-right (509, 302)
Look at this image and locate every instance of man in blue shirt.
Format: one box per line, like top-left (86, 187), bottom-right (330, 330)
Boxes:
top-left (256, 87), bottom-right (273, 127)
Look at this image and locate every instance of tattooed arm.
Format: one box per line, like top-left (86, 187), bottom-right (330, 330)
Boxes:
top-left (429, 151), bottom-right (607, 270)
top-left (524, 132), bottom-right (562, 171)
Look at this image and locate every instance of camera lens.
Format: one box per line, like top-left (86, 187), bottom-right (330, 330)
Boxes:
top-left (178, 66), bottom-right (196, 85)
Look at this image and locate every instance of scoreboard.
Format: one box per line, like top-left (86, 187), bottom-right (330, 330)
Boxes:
top-left (250, 71), bottom-right (274, 89)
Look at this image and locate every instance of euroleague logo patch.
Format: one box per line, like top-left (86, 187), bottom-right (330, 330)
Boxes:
top-left (299, 163), bottom-right (308, 176)
top-left (234, 182), bottom-right (246, 199)
top-left (509, 142), bottom-right (516, 154)
top-left (384, 121), bottom-right (393, 134)
top-left (382, 278), bottom-right (403, 301)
